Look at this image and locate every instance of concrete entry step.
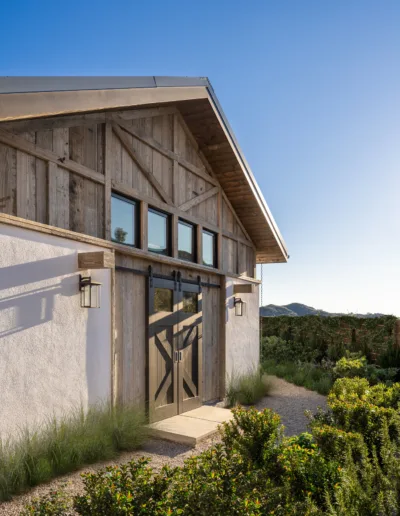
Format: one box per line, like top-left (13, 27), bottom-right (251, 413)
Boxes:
top-left (147, 406), bottom-right (234, 446)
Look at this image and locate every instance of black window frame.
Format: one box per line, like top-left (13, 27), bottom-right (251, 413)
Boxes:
top-left (202, 228), bottom-right (217, 268)
top-left (178, 218), bottom-right (196, 263)
top-left (148, 207), bottom-right (171, 256)
top-left (111, 192), bottom-right (139, 248)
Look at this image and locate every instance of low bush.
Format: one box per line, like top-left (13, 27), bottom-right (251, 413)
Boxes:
top-left (333, 353), bottom-right (367, 378)
top-left (22, 486), bottom-right (73, 515)
top-left (226, 368), bottom-right (271, 407)
top-left (0, 403), bottom-right (146, 502)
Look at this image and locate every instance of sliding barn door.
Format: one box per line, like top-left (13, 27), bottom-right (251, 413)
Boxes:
top-left (148, 277), bottom-right (179, 423)
top-left (148, 274), bottom-right (203, 422)
top-left (178, 282), bottom-right (202, 413)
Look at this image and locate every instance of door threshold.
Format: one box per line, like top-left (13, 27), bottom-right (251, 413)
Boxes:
top-left (147, 406), bottom-right (234, 446)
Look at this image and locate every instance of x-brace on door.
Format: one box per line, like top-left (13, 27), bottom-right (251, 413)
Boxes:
top-left (148, 270), bottom-right (202, 423)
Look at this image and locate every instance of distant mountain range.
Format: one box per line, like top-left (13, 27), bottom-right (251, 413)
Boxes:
top-left (260, 303), bottom-right (386, 318)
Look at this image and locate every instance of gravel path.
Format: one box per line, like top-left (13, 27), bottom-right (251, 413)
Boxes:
top-left (255, 375), bottom-right (327, 436)
top-left (1, 377), bottom-right (326, 514)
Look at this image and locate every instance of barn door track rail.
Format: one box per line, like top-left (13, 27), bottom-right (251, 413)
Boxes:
top-left (115, 264), bottom-right (220, 289)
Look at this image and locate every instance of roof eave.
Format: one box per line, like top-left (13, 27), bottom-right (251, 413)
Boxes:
top-left (204, 82), bottom-right (289, 263)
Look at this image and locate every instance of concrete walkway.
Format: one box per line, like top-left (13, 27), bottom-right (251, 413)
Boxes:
top-left (147, 406), bottom-right (233, 445)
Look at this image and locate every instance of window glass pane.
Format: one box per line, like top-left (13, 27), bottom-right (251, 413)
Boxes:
top-left (183, 292), bottom-right (198, 313)
top-left (154, 288), bottom-right (173, 312)
top-left (178, 221), bottom-right (194, 261)
top-left (111, 195), bottom-right (135, 245)
top-left (148, 210), bottom-right (168, 255)
top-left (202, 230), bottom-right (215, 267)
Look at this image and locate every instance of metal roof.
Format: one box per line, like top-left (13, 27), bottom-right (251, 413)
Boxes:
top-left (0, 76), bottom-right (210, 94)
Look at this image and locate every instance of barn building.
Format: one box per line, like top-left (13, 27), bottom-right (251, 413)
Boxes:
top-left (0, 77), bottom-right (288, 437)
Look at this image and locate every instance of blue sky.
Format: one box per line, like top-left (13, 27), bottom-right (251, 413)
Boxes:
top-left (1, 0), bottom-right (399, 315)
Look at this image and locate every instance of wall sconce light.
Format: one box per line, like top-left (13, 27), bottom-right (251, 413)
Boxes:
top-left (234, 297), bottom-right (246, 316)
top-left (79, 275), bottom-right (102, 308)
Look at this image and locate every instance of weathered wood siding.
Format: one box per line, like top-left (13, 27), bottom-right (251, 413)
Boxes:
top-left (0, 124), bottom-right (105, 237)
top-left (114, 253), bottom-right (220, 406)
top-left (0, 106), bottom-right (255, 277)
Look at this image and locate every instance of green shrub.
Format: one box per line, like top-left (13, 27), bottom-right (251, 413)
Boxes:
top-left (316, 378), bottom-right (400, 455)
top-left (333, 353), bottom-right (367, 378)
top-left (22, 485), bottom-right (73, 515)
top-left (365, 364), bottom-right (398, 385)
top-left (226, 369), bottom-right (271, 407)
top-left (311, 424), bottom-right (368, 464)
top-left (0, 403), bottom-right (146, 502)
top-left (329, 376), bottom-right (400, 408)
top-left (329, 377), bottom-right (371, 402)
top-left (222, 405), bottom-right (282, 467)
top-left (277, 434), bottom-right (341, 506)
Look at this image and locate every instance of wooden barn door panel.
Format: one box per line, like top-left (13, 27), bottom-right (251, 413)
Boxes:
top-left (148, 278), bottom-right (179, 423)
top-left (178, 283), bottom-right (202, 414)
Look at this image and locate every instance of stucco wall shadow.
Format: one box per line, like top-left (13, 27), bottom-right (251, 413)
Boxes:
top-left (0, 223), bottom-right (111, 439)
top-left (0, 256), bottom-right (76, 338)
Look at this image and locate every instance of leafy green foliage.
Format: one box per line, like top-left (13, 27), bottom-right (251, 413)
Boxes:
top-left (333, 353), bottom-right (368, 378)
top-left (22, 485), bottom-right (73, 515)
top-left (0, 404), bottom-right (146, 502)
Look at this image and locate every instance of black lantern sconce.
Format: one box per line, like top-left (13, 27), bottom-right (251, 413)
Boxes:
top-left (234, 297), bottom-right (246, 317)
top-left (79, 275), bottom-right (102, 308)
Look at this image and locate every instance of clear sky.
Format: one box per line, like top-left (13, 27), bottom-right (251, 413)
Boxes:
top-left (1, 0), bottom-right (399, 315)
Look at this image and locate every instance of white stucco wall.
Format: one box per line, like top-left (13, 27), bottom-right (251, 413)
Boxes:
top-left (225, 278), bottom-right (260, 381)
top-left (0, 223), bottom-right (111, 439)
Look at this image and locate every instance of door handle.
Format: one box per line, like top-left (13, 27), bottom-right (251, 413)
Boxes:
top-left (175, 351), bottom-right (179, 362)
top-left (179, 351), bottom-right (182, 361)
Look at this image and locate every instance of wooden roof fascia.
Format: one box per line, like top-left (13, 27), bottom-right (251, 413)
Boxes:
top-left (0, 86), bottom-right (208, 123)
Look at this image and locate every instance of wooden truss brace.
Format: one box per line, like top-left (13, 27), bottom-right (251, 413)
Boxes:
top-left (113, 116), bottom-right (219, 186)
top-left (0, 128), bottom-right (105, 184)
top-left (178, 186), bottom-right (219, 212)
top-left (111, 123), bottom-right (174, 206)
top-left (174, 112), bottom-right (255, 246)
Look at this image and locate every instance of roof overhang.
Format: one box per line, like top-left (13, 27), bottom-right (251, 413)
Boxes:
top-left (0, 76), bottom-right (288, 263)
